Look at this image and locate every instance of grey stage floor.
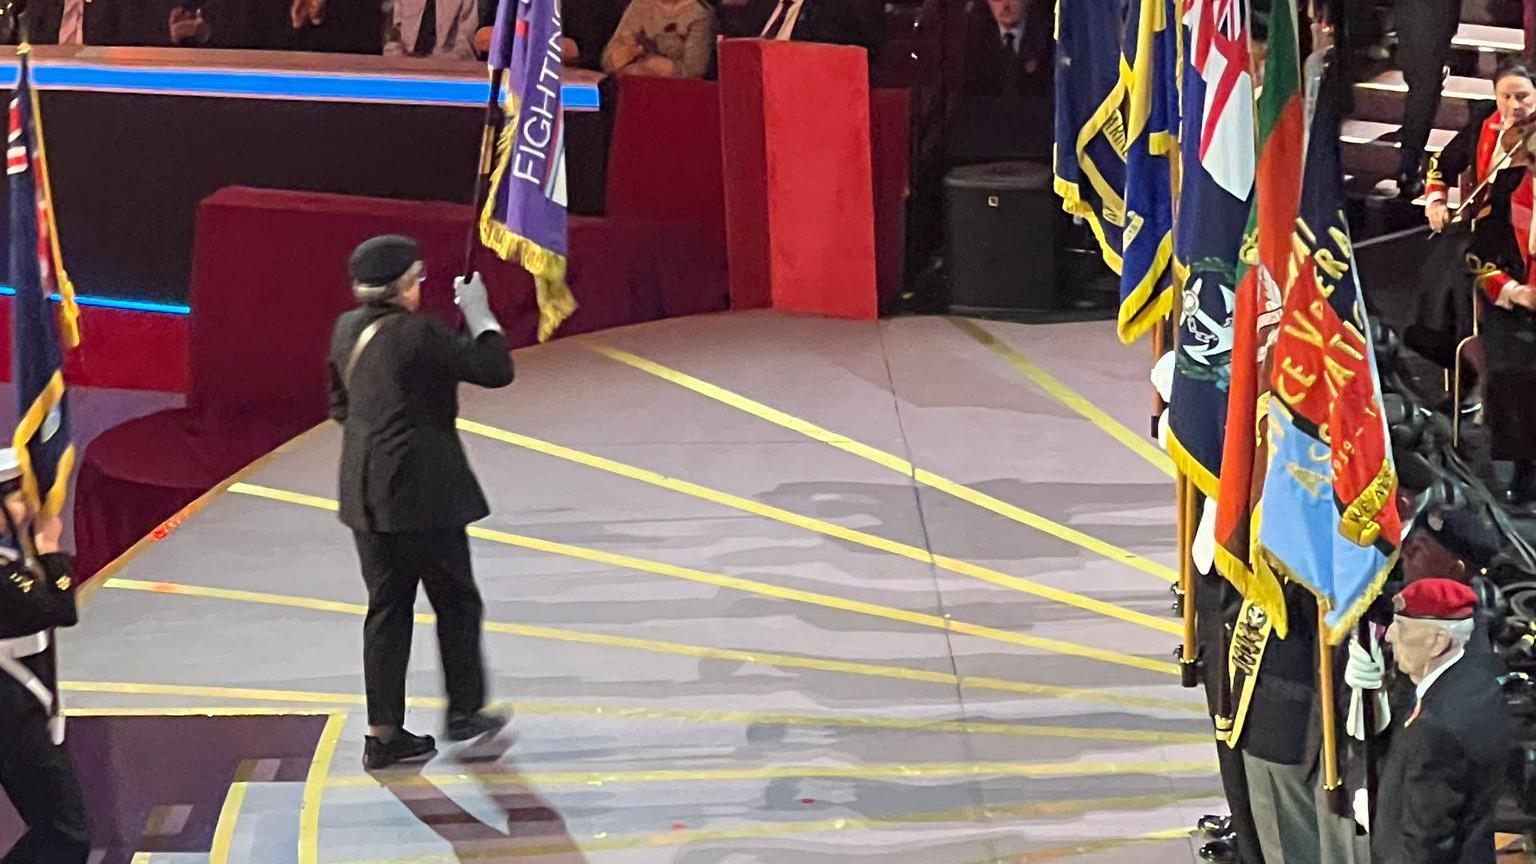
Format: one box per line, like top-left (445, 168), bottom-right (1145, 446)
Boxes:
top-left (65, 312), bottom-right (1223, 863)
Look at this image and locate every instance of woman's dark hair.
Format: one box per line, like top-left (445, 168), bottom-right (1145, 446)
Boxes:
top-left (1494, 56), bottom-right (1536, 88)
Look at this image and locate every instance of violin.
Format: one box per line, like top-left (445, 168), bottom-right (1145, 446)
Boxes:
top-left (1451, 115), bottom-right (1536, 224)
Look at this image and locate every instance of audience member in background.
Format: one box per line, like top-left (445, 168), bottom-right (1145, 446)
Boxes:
top-left (387, 0), bottom-right (481, 58)
top-left (716, 0), bottom-right (883, 58)
top-left (1372, 579), bottom-right (1507, 864)
top-left (1392, 0), bottom-right (1461, 199)
top-left (602, 0), bottom-right (714, 79)
top-left (20, 0), bottom-right (138, 45)
top-left (947, 0), bottom-right (1052, 164)
top-left (564, 0), bottom-right (630, 69)
top-left (961, 0), bottom-right (1050, 99)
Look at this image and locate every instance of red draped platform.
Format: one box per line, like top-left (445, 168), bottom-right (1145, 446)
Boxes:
top-left (72, 187), bottom-right (729, 577)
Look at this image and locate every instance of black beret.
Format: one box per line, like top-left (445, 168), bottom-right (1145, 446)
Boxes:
top-left (349, 235), bottom-right (420, 287)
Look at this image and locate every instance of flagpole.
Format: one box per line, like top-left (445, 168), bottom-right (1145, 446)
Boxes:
top-left (1319, 603), bottom-right (1341, 791)
top-left (464, 67), bottom-right (508, 277)
top-left (1177, 473), bottom-right (1199, 688)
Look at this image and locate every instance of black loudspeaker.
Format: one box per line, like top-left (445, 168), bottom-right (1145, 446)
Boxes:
top-left (943, 161), bottom-right (1056, 314)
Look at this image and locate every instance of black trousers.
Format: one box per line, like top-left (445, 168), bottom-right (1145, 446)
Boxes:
top-left (1395, 0), bottom-right (1460, 177)
top-left (352, 528), bottom-right (487, 728)
top-left (1196, 560), bottom-right (1265, 864)
top-left (0, 649), bottom-right (89, 864)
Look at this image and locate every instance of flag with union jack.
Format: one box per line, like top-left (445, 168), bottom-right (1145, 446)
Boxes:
top-left (9, 47), bottom-right (80, 520)
top-left (1166, 0), bottom-right (1254, 499)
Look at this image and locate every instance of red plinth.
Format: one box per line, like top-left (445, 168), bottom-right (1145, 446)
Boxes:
top-left (719, 39), bottom-right (878, 319)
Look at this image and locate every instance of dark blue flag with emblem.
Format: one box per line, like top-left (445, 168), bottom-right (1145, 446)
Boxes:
top-left (1167, 0), bottom-right (1254, 497)
top-left (9, 48), bottom-right (80, 520)
top-left (1116, 0), bottom-right (1180, 343)
top-left (1053, 0), bottom-right (1127, 277)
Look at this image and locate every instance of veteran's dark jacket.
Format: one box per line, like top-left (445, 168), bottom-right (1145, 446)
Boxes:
top-left (327, 304), bottom-right (513, 533)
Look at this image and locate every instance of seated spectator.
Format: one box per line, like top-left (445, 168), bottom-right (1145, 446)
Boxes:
top-left (159, 0), bottom-right (381, 52)
top-left (716, 0), bottom-right (883, 57)
top-left (946, 0), bottom-right (1052, 164)
top-left (387, 0), bottom-right (481, 57)
top-left (962, 0), bottom-right (1050, 99)
top-left (601, 0), bottom-right (714, 79)
top-left (20, 0), bottom-right (139, 45)
top-left (565, 0), bottom-right (630, 70)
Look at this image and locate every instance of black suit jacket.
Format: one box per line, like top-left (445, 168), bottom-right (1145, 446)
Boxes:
top-left (960, 8), bottom-right (1051, 98)
top-left (721, 0), bottom-right (883, 55)
top-left (1373, 652), bottom-right (1509, 864)
top-left (328, 304), bottom-right (514, 533)
top-left (17, 0), bottom-right (140, 44)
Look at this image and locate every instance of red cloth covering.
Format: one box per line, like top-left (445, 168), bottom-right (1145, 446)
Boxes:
top-left (718, 39), bottom-right (880, 318)
top-left (0, 302), bottom-right (188, 392)
top-left (74, 187), bottom-right (727, 577)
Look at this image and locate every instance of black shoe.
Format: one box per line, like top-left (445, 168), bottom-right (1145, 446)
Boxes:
top-left (1196, 814), bottom-right (1230, 836)
top-left (363, 730), bottom-right (437, 770)
top-left (1393, 171), bottom-right (1425, 201)
top-left (1200, 838), bottom-right (1236, 864)
top-left (445, 708), bottom-right (511, 742)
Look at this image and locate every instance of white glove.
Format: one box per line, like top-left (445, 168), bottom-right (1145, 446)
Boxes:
top-left (454, 272), bottom-right (503, 337)
top-left (1192, 498), bottom-right (1216, 575)
top-left (1344, 635), bottom-right (1384, 689)
top-left (1353, 787), bottom-right (1371, 833)
top-left (1157, 409), bottom-right (1170, 451)
top-left (1150, 351), bottom-right (1175, 402)
top-left (1344, 631), bottom-right (1391, 740)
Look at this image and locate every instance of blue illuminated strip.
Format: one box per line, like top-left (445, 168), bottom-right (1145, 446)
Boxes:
top-left (0, 62), bottom-right (601, 110)
top-left (0, 286), bottom-right (190, 315)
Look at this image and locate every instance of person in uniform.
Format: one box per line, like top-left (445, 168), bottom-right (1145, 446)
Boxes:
top-left (1372, 578), bottom-right (1508, 864)
top-left (1236, 585), bottom-right (1365, 864)
top-left (0, 448), bottom-right (87, 863)
top-left (1420, 58), bottom-right (1536, 507)
top-left (327, 235), bottom-right (515, 771)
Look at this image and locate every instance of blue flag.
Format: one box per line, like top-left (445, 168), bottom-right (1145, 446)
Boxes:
top-left (1256, 62), bottom-right (1401, 644)
top-left (1053, 0), bottom-right (1127, 276)
top-left (1167, 0), bottom-right (1254, 498)
top-left (8, 48), bottom-right (79, 520)
top-left (479, 0), bottom-right (576, 342)
top-left (1116, 0), bottom-right (1180, 343)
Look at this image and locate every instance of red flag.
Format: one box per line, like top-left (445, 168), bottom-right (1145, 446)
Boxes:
top-left (1212, 0), bottom-right (1304, 636)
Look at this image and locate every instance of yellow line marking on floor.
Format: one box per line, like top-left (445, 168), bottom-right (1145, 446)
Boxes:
top-left (948, 318), bottom-right (1175, 477)
top-left (299, 712), bottom-right (346, 864)
top-left (77, 422), bottom-right (330, 610)
top-left (588, 344), bottom-right (1177, 583)
top-left (327, 790), bottom-right (1219, 863)
top-left (458, 419), bottom-right (1179, 637)
top-left (60, 683), bottom-right (1207, 743)
top-left (100, 581), bottom-right (1202, 714)
top-left (326, 759), bottom-right (1215, 789)
top-left (225, 481), bottom-right (1177, 676)
top-left (210, 781), bottom-right (248, 864)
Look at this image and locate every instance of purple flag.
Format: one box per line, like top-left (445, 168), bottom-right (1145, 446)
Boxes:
top-left (479, 0), bottom-right (576, 341)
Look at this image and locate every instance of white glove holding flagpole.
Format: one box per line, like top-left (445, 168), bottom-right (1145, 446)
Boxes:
top-left (455, 273), bottom-right (504, 338)
top-left (1344, 630), bottom-right (1391, 740)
